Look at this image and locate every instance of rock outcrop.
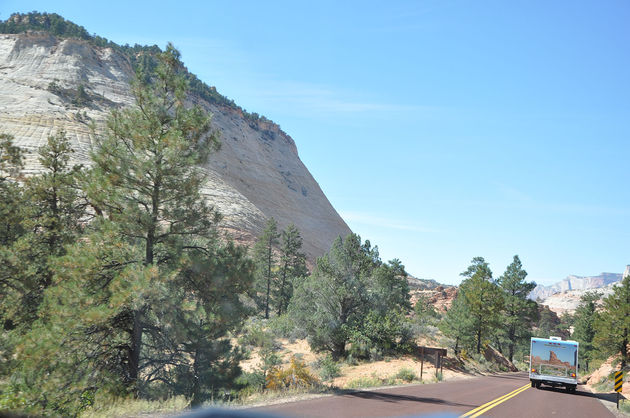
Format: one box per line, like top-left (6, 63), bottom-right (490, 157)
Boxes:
top-left (0, 32), bottom-right (351, 262)
top-left (529, 272), bottom-right (623, 302)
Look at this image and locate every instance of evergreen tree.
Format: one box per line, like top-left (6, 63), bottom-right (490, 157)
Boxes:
top-left (0, 133), bottom-right (25, 375)
top-left (275, 223), bottom-right (307, 316)
top-left (594, 274), bottom-right (630, 369)
top-left (414, 294), bottom-right (439, 327)
top-left (289, 234), bottom-right (411, 359)
top-left (534, 305), bottom-right (568, 339)
top-left (160, 242), bottom-right (253, 406)
top-left (572, 291), bottom-right (600, 371)
top-left (496, 255), bottom-right (538, 362)
top-left (1, 131), bottom-right (84, 330)
top-left (81, 43), bottom-right (221, 394)
top-left (459, 257), bottom-right (503, 354)
top-left (439, 293), bottom-right (474, 356)
top-left (0, 133), bottom-right (24, 250)
top-left (13, 44), bottom-right (252, 413)
top-left (289, 234), bottom-right (377, 358)
top-left (252, 218), bottom-right (280, 319)
top-left (371, 258), bottom-right (411, 314)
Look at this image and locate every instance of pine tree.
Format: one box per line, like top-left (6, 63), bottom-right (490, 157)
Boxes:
top-left (253, 218), bottom-right (280, 319)
top-left (0, 133), bottom-right (25, 375)
top-left (14, 44), bottom-right (253, 412)
top-left (275, 223), bottom-right (307, 316)
top-left (439, 292), bottom-right (474, 356)
top-left (0, 133), bottom-right (25, 246)
top-left (572, 291), bottom-right (600, 371)
top-left (594, 274), bottom-right (630, 369)
top-left (496, 255), bottom-right (538, 362)
top-left (81, 43), bottom-right (221, 394)
top-left (289, 234), bottom-right (407, 359)
top-left (1, 131), bottom-right (84, 330)
top-left (459, 257), bottom-right (504, 354)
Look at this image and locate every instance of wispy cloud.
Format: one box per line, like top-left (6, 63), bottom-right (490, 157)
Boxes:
top-left (241, 80), bottom-right (437, 115)
top-left (340, 211), bottom-right (440, 233)
top-left (148, 36), bottom-right (440, 117)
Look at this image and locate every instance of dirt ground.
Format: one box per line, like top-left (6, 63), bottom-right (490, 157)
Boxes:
top-left (332, 355), bottom-right (469, 387)
top-left (241, 338), bottom-right (475, 388)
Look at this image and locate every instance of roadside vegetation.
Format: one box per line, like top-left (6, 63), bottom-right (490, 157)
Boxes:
top-left (1, 11), bottom-right (629, 418)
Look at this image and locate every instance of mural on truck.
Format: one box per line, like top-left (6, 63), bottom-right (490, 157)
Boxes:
top-left (530, 340), bottom-right (577, 378)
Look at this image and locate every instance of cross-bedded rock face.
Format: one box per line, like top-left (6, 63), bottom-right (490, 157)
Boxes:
top-left (0, 32), bottom-right (351, 262)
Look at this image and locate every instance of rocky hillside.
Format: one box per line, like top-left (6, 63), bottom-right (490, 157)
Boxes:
top-left (0, 25), bottom-right (351, 262)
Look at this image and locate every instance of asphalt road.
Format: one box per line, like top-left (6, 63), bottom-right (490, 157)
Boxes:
top-left (249, 372), bottom-right (614, 417)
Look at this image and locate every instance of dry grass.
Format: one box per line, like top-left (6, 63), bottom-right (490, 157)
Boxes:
top-left (80, 395), bottom-right (189, 418)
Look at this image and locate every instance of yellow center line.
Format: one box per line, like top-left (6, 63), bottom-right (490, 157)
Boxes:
top-left (460, 383), bottom-right (530, 417)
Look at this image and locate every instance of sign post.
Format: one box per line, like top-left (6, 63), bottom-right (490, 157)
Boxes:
top-left (614, 371), bottom-right (623, 409)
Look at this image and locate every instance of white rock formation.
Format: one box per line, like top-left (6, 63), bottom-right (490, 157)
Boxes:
top-left (529, 272), bottom-right (622, 301)
top-left (0, 32), bottom-right (351, 262)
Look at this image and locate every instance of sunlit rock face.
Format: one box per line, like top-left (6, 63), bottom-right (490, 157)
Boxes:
top-left (0, 32), bottom-right (351, 262)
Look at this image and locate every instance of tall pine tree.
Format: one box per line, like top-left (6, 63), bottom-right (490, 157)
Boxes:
top-left (275, 223), bottom-right (307, 316)
top-left (496, 255), bottom-right (538, 362)
top-left (459, 257), bottom-right (503, 354)
top-left (252, 218), bottom-right (280, 319)
top-left (572, 291), bottom-right (600, 371)
top-left (15, 44), bottom-right (252, 413)
top-left (594, 274), bottom-right (630, 369)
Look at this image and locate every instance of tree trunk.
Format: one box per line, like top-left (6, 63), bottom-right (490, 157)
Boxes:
top-left (277, 261), bottom-right (288, 316)
top-left (265, 241), bottom-right (272, 319)
top-left (129, 309), bottom-right (143, 395)
top-left (454, 336), bottom-right (460, 356)
top-left (477, 328), bottom-right (482, 354)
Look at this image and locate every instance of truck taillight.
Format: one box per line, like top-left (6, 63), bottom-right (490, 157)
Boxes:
top-left (571, 373), bottom-right (576, 378)
top-left (531, 368), bottom-right (536, 373)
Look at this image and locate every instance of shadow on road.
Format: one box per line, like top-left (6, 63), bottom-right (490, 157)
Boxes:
top-left (537, 385), bottom-right (626, 403)
top-left (484, 373), bottom-right (529, 381)
top-left (341, 389), bottom-right (476, 408)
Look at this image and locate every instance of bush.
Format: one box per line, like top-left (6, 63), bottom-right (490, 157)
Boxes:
top-left (347, 311), bottom-right (415, 360)
top-left (268, 314), bottom-right (305, 340)
top-left (395, 367), bottom-right (417, 383)
top-left (265, 357), bottom-right (320, 390)
top-left (0, 384), bottom-right (29, 412)
top-left (344, 376), bottom-right (382, 389)
top-left (238, 319), bottom-right (277, 350)
top-left (316, 356), bottom-right (341, 382)
top-left (235, 371), bottom-right (266, 396)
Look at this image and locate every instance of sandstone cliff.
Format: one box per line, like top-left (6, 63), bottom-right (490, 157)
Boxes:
top-left (529, 272), bottom-right (623, 301)
top-left (0, 31), bottom-right (351, 262)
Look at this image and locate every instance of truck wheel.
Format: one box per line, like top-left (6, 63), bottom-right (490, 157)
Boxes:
top-left (535, 382), bottom-right (541, 389)
top-left (568, 385), bottom-right (576, 393)
top-left (531, 380), bottom-right (535, 388)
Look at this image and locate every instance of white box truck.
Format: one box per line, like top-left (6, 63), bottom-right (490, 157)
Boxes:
top-left (529, 336), bottom-right (578, 393)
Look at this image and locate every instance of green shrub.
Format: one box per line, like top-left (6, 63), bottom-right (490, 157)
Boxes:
top-left (395, 367), bottom-right (417, 382)
top-left (0, 384), bottom-right (29, 412)
top-left (316, 356), bottom-right (341, 382)
top-left (345, 377), bottom-right (382, 389)
top-left (239, 319), bottom-right (276, 349)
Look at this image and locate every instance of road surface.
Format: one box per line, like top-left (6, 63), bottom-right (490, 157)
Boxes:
top-left (249, 372), bottom-right (614, 417)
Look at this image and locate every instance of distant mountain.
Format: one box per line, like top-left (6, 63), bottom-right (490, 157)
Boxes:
top-left (529, 267), bottom-right (628, 315)
top-left (529, 272), bottom-right (623, 301)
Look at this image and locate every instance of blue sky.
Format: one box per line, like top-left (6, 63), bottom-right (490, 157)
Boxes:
top-left (3, 1), bottom-right (629, 285)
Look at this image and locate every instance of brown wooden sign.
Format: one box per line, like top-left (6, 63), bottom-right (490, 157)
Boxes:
top-left (418, 346), bottom-right (447, 379)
